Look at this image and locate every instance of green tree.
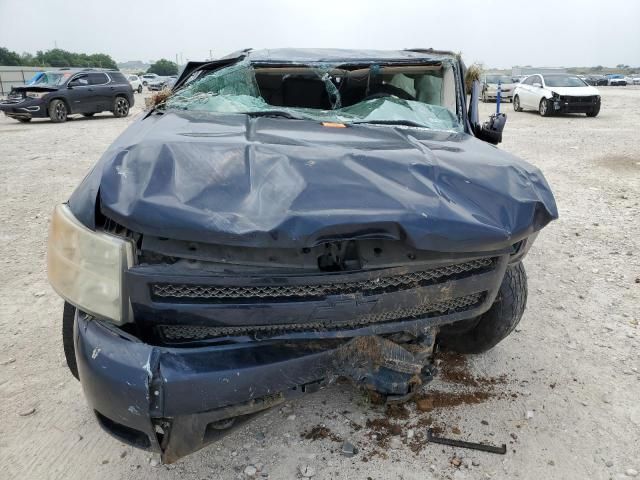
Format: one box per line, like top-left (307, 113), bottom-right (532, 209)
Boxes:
top-left (147, 59), bottom-right (178, 76)
top-left (0, 47), bottom-right (22, 66)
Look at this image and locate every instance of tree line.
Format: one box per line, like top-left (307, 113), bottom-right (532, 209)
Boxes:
top-left (0, 47), bottom-right (118, 70)
top-left (1, 47), bottom-right (180, 76)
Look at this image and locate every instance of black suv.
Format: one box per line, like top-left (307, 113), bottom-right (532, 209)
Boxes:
top-left (0, 68), bottom-right (134, 123)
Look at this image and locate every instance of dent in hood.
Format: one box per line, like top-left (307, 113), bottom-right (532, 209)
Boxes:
top-left (68, 111), bottom-right (558, 252)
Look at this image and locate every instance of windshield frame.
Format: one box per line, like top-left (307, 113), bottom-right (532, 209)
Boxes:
top-left (163, 57), bottom-right (466, 133)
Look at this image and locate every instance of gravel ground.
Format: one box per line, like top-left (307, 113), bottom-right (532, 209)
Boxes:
top-left (0, 87), bottom-right (639, 480)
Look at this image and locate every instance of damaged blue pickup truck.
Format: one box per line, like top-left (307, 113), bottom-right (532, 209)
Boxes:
top-left (47, 48), bottom-right (557, 462)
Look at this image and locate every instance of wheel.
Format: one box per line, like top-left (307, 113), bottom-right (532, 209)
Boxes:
top-left (438, 262), bottom-right (527, 354)
top-left (49, 99), bottom-right (68, 123)
top-left (16, 117), bottom-right (32, 123)
top-left (82, 113), bottom-right (95, 117)
top-left (539, 98), bottom-right (552, 116)
top-left (113, 96), bottom-right (130, 117)
top-left (586, 104), bottom-right (600, 117)
top-left (137, 85), bottom-right (143, 93)
top-left (513, 95), bottom-right (523, 112)
top-left (142, 81), bottom-right (148, 86)
top-left (62, 302), bottom-right (79, 380)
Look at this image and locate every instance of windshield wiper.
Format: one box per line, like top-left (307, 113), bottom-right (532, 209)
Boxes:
top-left (352, 119), bottom-right (428, 128)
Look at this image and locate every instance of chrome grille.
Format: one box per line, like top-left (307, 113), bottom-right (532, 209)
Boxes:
top-left (151, 258), bottom-right (494, 302)
top-left (158, 292), bottom-right (485, 340)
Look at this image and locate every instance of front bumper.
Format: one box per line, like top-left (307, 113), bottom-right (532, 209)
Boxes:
top-left (0, 98), bottom-right (47, 118)
top-left (75, 254), bottom-right (511, 462)
top-left (76, 312), bottom-right (345, 462)
top-left (551, 96), bottom-right (600, 114)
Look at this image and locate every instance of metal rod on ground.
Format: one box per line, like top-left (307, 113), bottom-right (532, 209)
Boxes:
top-left (427, 429), bottom-right (507, 455)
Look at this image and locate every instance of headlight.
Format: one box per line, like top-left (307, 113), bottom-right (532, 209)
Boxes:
top-left (26, 92), bottom-right (48, 99)
top-left (47, 204), bottom-right (134, 324)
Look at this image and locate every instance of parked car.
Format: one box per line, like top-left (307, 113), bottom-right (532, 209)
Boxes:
top-left (165, 75), bottom-right (178, 89)
top-left (47, 48), bottom-right (557, 463)
top-left (606, 74), bottom-right (627, 86)
top-left (141, 73), bottom-right (159, 86)
top-left (584, 75), bottom-right (608, 86)
top-left (147, 75), bottom-right (178, 91)
top-left (481, 74), bottom-right (516, 102)
top-left (0, 69), bottom-right (134, 123)
top-left (513, 73), bottom-right (600, 117)
top-left (631, 76), bottom-right (640, 85)
top-left (128, 74), bottom-right (143, 93)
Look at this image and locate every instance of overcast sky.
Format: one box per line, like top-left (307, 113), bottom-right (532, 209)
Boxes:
top-left (1, 0), bottom-right (639, 68)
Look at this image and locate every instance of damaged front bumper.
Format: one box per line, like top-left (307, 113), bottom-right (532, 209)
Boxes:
top-left (551, 95), bottom-right (600, 113)
top-left (75, 255), bottom-right (510, 462)
top-left (76, 313), bottom-right (440, 462)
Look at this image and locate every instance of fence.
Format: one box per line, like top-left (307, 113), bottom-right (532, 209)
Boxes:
top-left (0, 66), bottom-right (63, 96)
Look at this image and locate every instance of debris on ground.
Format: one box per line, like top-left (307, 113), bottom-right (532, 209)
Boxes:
top-left (428, 429), bottom-right (507, 455)
top-left (300, 425), bottom-right (342, 443)
top-left (340, 441), bottom-right (357, 457)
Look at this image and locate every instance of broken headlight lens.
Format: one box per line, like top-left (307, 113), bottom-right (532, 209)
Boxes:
top-left (47, 204), bottom-right (133, 324)
top-left (26, 92), bottom-right (48, 99)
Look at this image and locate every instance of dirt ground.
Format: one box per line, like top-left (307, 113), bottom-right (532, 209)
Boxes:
top-left (1, 87), bottom-right (639, 480)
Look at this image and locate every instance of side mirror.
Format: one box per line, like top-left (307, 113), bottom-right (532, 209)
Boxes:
top-left (469, 79), bottom-right (506, 145)
top-left (477, 113), bottom-right (506, 145)
top-left (533, 82), bottom-right (542, 88)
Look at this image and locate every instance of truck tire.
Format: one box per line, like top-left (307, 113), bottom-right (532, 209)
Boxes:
top-left (438, 262), bottom-right (527, 354)
top-left (49, 99), bottom-right (68, 123)
top-left (62, 302), bottom-right (80, 380)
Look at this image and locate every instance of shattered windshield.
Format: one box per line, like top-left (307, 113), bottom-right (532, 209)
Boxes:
top-left (164, 59), bottom-right (462, 131)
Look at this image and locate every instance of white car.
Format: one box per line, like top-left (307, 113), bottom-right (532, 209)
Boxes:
top-left (127, 75), bottom-right (143, 93)
top-left (141, 73), bottom-right (159, 87)
top-left (513, 74), bottom-right (601, 117)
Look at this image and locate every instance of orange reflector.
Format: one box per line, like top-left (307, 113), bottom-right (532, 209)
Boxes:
top-left (321, 122), bottom-right (346, 128)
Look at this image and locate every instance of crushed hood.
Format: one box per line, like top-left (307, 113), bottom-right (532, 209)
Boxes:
top-left (69, 111), bottom-right (557, 252)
